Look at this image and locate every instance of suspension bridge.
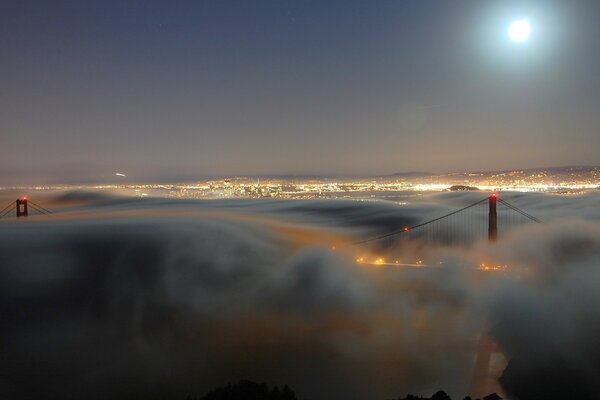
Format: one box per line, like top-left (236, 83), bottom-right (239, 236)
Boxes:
top-left (0, 196), bottom-right (53, 218)
top-left (1, 194), bottom-right (541, 251)
top-left (348, 193), bottom-right (541, 252)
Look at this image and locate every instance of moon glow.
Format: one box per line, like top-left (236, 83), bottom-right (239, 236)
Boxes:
top-left (508, 19), bottom-right (531, 42)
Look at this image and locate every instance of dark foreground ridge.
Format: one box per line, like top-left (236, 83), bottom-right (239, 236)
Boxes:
top-left (186, 380), bottom-right (298, 400)
top-left (390, 391), bottom-right (501, 400)
top-left (184, 381), bottom-right (500, 400)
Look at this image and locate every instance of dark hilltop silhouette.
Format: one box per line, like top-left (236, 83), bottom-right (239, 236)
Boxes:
top-left (184, 381), bottom-right (504, 400)
top-left (186, 380), bottom-right (297, 400)
top-left (390, 390), bottom-right (500, 400)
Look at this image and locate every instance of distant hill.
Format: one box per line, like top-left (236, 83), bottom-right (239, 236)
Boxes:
top-left (448, 185), bottom-right (480, 191)
top-left (389, 171), bottom-right (434, 178)
top-left (441, 165), bottom-right (599, 177)
top-left (384, 166), bottom-right (599, 181)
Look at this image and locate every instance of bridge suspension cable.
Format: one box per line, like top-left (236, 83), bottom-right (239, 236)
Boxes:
top-left (346, 195), bottom-right (542, 248)
top-left (347, 197), bottom-right (489, 247)
top-left (0, 202), bottom-right (16, 218)
top-left (497, 198), bottom-right (541, 223)
top-left (29, 201), bottom-right (53, 215)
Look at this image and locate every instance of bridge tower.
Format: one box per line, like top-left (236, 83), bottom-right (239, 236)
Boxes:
top-left (16, 197), bottom-right (28, 218)
top-left (488, 194), bottom-right (497, 242)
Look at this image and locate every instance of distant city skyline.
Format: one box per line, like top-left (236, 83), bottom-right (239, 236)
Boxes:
top-left (2, 0), bottom-right (599, 185)
top-left (3, 166), bottom-right (598, 193)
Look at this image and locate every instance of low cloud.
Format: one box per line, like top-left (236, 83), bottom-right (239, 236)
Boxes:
top-left (0, 190), bottom-right (599, 400)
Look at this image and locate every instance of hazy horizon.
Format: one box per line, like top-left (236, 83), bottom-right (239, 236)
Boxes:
top-left (2, 164), bottom-right (599, 187)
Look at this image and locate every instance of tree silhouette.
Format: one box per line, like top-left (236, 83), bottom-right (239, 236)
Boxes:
top-left (190, 380), bottom-right (298, 400)
top-left (190, 380), bottom-right (505, 400)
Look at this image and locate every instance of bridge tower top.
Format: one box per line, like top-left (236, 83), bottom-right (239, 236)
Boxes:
top-left (16, 197), bottom-right (28, 218)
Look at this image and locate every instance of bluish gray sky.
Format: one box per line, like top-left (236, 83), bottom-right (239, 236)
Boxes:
top-left (1, 0), bottom-right (599, 184)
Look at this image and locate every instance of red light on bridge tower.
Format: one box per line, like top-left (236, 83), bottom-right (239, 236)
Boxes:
top-left (488, 194), bottom-right (497, 243)
top-left (16, 197), bottom-right (28, 218)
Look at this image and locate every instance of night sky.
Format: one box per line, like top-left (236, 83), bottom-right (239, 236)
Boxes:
top-left (2, 0), bottom-right (599, 184)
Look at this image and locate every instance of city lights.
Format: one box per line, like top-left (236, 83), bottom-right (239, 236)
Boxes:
top-left (9, 167), bottom-right (594, 200)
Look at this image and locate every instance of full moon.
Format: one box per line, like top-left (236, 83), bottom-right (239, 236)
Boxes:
top-left (508, 19), bottom-right (531, 42)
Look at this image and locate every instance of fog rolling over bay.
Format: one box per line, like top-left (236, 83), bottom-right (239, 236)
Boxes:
top-left (4, 1), bottom-right (600, 398)
top-left (1, 190), bottom-right (599, 399)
